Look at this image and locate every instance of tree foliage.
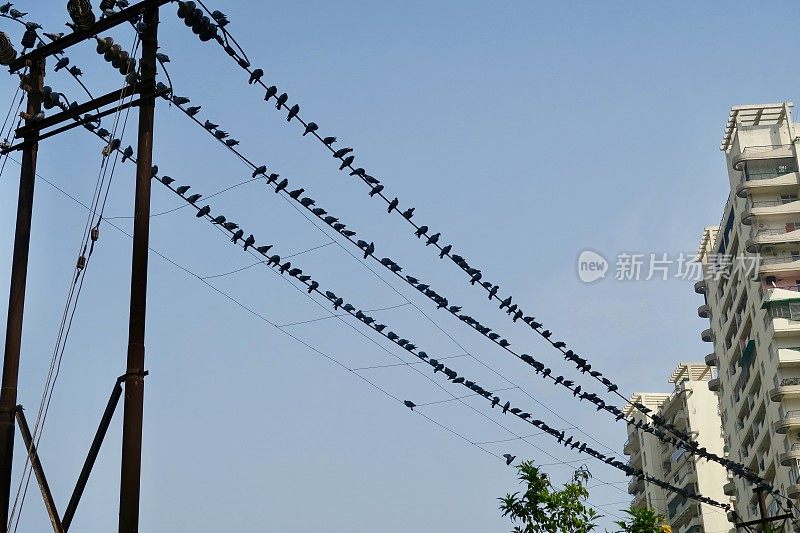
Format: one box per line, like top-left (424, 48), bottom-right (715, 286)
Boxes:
top-left (613, 507), bottom-right (668, 533)
top-left (499, 460), bottom-right (599, 533)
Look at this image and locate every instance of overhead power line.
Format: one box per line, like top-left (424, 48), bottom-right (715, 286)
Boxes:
top-left (154, 85), bottom-right (775, 509)
top-left (169, 3), bottom-right (793, 515)
top-left (144, 170), bottom-right (732, 512)
top-left (10, 155), bottom-right (629, 523)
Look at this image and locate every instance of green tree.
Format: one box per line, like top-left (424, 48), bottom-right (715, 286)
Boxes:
top-left (613, 507), bottom-right (667, 533)
top-left (499, 460), bottom-right (599, 533)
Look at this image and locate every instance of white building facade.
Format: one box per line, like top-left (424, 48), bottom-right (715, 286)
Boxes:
top-left (624, 364), bottom-right (733, 533)
top-left (697, 102), bottom-right (800, 525)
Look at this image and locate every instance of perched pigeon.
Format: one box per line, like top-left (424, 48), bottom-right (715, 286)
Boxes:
top-left (248, 69), bottom-right (264, 85)
top-left (333, 147), bottom-right (353, 159)
top-left (121, 145), bottom-right (134, 162)
top-left (54, 57), bottom-right (70, 72)
top-left (303, 122), bottom-right (318, 136)
top-left (276, 93), bottom-right (288, 109)
top-left (339, 155), bottom-right (354, 170)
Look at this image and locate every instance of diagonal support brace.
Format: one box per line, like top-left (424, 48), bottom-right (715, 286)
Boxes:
top-left (13, 407), bottom-right (64, 533)
top-left (61, 378), bottom-right (125, 531)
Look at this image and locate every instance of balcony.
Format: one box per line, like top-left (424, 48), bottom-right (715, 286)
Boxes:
top-left (771, 318), bottom-right (800, 337)
top-left (788, 483), bottom-right (800, 499)
top-left (708, 377), bottom-right (720, 391)
top-left (778, 443), bottom-right (800, 466)
top-left (628, 449), bottom-right (643, 469)
top-left (723, 480), bottom-right (736, 496)
top-left (778, 348), bottom-right (800, 367)
top-left (769, 377), bottom-right (800, 402)
top-left (732, 144), bottom-right (795, 171)
top-left (701, 328), bottom-right (715, 342)
top-left (632, 489), bottom-right (646, 509)
top-left (742, 199), bottom-right (800, 226)
top-left (774, 410), bottom-right (800, 434)
top-left (694, 279), bottom-right (707, 294)
top-left (628, 476), bottom-right (643, 495)
top-left (698, 304), bottom-right (710, 318)
top-left (736, 170), bottom-right (799, 198)
top-left (623, 433), bottom-right (639, 455)
top-left (679, 517), bottom-right (702, 533)
top-left (705, 352), bottom-right (718, 367)
top-left (745, 227), bottom-right (800, 254)
top-left (759, 254), bottom-right (800, 275)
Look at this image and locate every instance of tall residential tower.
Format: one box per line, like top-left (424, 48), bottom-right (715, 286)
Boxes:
top-left (697, 102), bottom-right (800, 524)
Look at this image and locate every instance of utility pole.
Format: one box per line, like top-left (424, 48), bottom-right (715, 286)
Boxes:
top-left (733, 489), bottom-right (793, 532)
top-left (0, 58), bottom-right (44, 532)
top-left (118, 4), bottom-right (158, 532)
top-left (757, 489), bottom-right (770, 532)
top-left (0, 2), bottom-right (169, 531)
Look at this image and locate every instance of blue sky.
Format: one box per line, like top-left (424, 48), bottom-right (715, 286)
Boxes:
top-left (0, 1), bottom-right (796, 531)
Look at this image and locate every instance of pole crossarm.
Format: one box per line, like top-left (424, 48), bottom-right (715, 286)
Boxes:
top-left (7, 0), bottom-right (173, 73)
top-left (1, 86), bottom-right (169, 154)
top-left (735, 514), bottom-right (792, 528)
top-left (16, 86), bottom-right (141, 137)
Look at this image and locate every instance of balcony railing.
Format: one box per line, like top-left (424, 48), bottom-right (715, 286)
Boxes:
top-left (735, 144), bottom-right (796, 173)
top-left (741, 144), bottom-right (793, 155)
top-left (781, 377), bottom-right (800, 387)
top-left (748, 200), bottom-right (785, 209)
top-left (743, 170), bottom-right (792, 182)
top-left (763, 282), bottom-right (800, 293)
top-left (760, 256), bottom-right (800, 266)
top-left (751, 227), bottom-right (788, 240)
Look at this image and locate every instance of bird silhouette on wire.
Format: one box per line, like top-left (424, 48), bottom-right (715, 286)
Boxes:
top-left (249, 69), bottom-right (263, 85)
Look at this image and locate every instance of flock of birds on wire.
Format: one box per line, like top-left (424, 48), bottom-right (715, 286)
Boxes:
top-left (148, 168), bottom-right (734, 511)
top-left (0, 0), bottom-right (789, 516)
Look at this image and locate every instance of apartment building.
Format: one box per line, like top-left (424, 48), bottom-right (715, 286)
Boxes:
top-left (624, 363), bottom-right (733, 533)
top-left (696, 102), bottom-right (800, 524)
